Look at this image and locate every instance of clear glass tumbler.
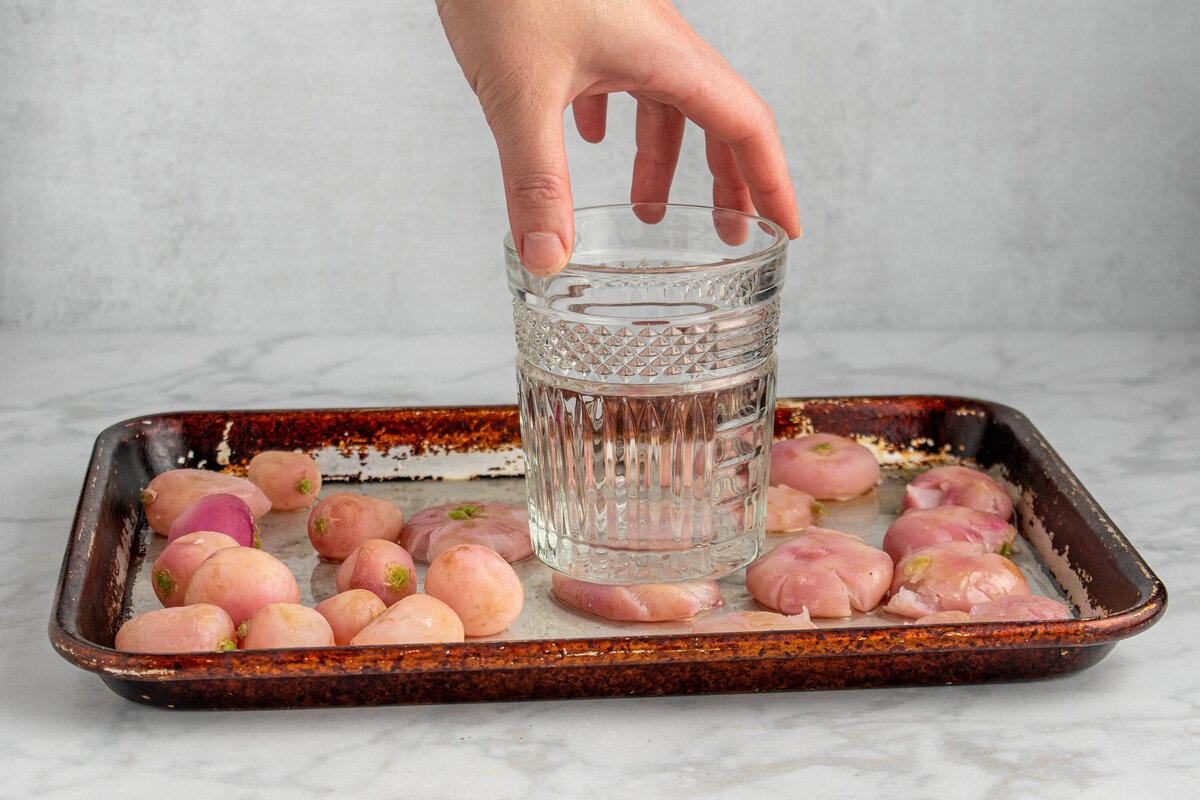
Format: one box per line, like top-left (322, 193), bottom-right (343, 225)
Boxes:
top-left (507, 204), bottom-right (788, 584)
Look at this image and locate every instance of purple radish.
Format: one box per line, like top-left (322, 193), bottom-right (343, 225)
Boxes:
top-left (167, 493), bottom-right (258, 548)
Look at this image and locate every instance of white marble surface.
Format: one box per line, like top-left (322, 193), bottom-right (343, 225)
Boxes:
top-left (2, 330), bottom-right (1197, 797)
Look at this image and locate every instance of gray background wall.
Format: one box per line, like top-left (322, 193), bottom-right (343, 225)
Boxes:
top-left (3, 0), bottom-right (1198, 334)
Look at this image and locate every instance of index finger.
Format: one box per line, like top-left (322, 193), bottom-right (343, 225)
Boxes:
top-left (640, 51), bottom-right (801, 238)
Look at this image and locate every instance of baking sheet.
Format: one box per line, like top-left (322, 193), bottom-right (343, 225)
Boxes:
top-left (50, 397), bottom-right (1167, 708)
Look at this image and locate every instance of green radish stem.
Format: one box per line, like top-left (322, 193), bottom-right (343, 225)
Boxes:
top-left (385, 564), bottom-right (412, 593)
top-left (447, 505), bottom-right (480, 520)
top-left (153, 570), bottom-right (175, 598)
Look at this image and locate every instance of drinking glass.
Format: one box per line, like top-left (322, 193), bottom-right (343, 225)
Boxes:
top-left (507, 203), bottom-right (788, 584)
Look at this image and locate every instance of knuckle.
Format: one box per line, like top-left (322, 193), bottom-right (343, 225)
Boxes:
top-left (508, 172), bottom-right (572, 210)
top-left (633, 149), bottom-right (673, 174)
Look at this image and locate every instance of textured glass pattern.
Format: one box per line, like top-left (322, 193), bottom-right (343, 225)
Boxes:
top-left (512, 296), bottom-right (780, 383)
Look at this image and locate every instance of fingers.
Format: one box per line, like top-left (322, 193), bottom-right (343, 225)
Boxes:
top-left (705, 132), bottom-right (751, 245)
top-left (436, 0), bottom-right (580, 275)
top-left (696, 95), bottom-right (801, 239)
top-left (572, 93), bottom-right (609, 144)
top-left (704, 131), bottom-right (753, 215)
top-left (646, 49), bottom-right (802, 239)
top-left (488, 102), bottom-right (576, 276)
top-left (438, 0), bottom-right (800, 271)
top-left (631, 98), bottom-right (687, 206)
top-left (723, 124), bottom-right (802, 240)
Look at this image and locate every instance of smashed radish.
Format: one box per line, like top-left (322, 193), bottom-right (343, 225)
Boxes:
top-left (764, 485), bottom-right (825, 533)
top-left (335, 539), bottom-right (417, 606)
top-left (114, 604), bottom-right (237, 653)
top-left (307, 492), bottom-right (404, 562)
top-left (745, 527), bottom-right (893, 617)
top-left (238, 603), bottom-right (336, 650)
top-left (400, 502), bottom-right (532, 563)
top-left (550, 574), bottom-right (724, 622)
top-left (914, 595), bottom-right (1072, 624)
top-left (882, 541), bottom-right (1030, 619)
top-left (247, 451), bottom-right (322, 512)
top-left (350, 593), bottom-right (465, 646)
top-left (183, 546), bottom-right (301, 626)
top-left (140, 469), bottom-right (271, 535)
top-left (901, 465), bottom-right (1013, 521)
top-left (882, 505), bottom-right (1017, 564)
top-left (423, 544), bottom-right (524, 637)
top-left (770, 433), bottom-right (880, 500)
top-left (152, 531), bottom-right (241, 607)
top-left (966, 594), bottom-right (1072, 622)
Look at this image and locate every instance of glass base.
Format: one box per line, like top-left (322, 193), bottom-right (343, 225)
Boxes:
top-left (533, 528), bottom-right (764, 585)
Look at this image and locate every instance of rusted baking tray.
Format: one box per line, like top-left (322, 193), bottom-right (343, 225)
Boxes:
top-left (49, 396), bottom-right (1167, 709)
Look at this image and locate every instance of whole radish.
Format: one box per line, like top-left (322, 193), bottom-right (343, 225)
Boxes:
top-left (141, 469), bottom-right (270, 535)
top-left (335, 539), bottom-right (418, 606)
top-left (423, 544), bottom-right (524, 637)
top-left (152, 531), bottom-right (241, 607)
top-left (350, 594), bottom-right (465, 646)
top-left (308, 493), bottom-right (404, 562)
top-left (167, 493), bottom-right (258, 548)
top-left (238, 603), bottom-right (336, 650)
top-left (248, 451), bottom-right (322, 512)
top-left (114, 604), bottom-right (237, 653)
top-left (183, 546), bottom-right (301, 626)
top-left (315, 590), bottom-right (387, 645)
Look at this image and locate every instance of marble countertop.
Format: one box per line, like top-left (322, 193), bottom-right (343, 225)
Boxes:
top-left (4, 330), bottom-right (1196, 798)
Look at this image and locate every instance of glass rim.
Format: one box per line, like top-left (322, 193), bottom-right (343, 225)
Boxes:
top-left (503, 203), bottom-right (789, 275)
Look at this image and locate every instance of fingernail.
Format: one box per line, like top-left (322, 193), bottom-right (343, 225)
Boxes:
top-left (521, 232), bottom-right (568, 276)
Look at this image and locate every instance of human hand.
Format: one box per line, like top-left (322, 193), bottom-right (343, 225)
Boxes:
top-left (436, 0), bottom-right (802, 275)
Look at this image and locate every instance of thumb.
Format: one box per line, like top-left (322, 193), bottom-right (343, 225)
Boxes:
top-left (489, 105), bottom-right (575, 277)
